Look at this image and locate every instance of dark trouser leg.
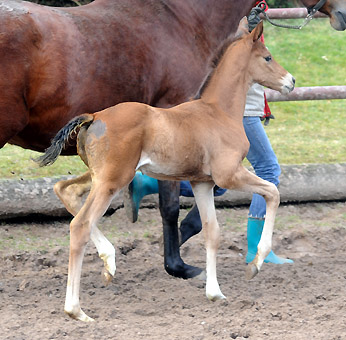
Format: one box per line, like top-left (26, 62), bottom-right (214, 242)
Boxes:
top-left (179, 204), bottom-right (202, 246)
top-left (158, 180), bottom-right (202, 279)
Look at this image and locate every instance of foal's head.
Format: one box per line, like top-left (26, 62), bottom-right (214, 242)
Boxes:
top-left (244, 20), bottom-right (295, 95)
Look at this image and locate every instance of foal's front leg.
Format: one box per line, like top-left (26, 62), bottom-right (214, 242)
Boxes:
top-left (191, 181), bottom-right (225, 301)
top-left (158, 180), bottom-right (203, 279)
top-left (221, 166), bottom-right (280, 279)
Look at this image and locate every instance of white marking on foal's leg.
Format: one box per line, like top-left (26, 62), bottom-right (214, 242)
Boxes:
top-left (191, 182), bottom-right (226, 301)
top-left (246, 218), bottom-right (274, 280)
top-left (64, 184), bottom-right (118, 322)
top-left (227, 167), bottom-right (280, 280)
top-left (205, 248), bottom-right (226, 301)
top-left (246, 182), bottom-right (279, 280)
top-left (64, 245), bottom-right (95, 322)
top-left (91, 227), bottom-right (116, 283)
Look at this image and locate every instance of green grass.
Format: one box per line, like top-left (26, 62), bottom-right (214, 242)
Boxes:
top-left (265, 20), bottom-right (345, 86)
top-left (263, 19), bottom-right (345, 165)
top-left (0, 19), bottom-right (345, 179)
top-left (0, 146), bottom-right (87, 180)
top-left (0, 226), bottom-right (70, 252)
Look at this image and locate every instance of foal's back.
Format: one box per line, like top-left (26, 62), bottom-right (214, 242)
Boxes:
top-left (86, 98), bottom-right (248, 182)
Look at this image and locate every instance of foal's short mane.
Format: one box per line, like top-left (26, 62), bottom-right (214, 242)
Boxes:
top-left (194, 34), bottom-right (242, 100)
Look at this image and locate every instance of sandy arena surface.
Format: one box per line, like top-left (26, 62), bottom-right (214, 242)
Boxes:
top-left (0, 202), bottom-right (345, 340)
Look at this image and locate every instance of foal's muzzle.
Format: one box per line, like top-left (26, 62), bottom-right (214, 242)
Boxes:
top-left (281, 73), bottom-right (295, 95)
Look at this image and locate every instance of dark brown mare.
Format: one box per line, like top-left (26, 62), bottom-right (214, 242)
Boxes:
top-left (301, 0), bottom-right (346, 30)
top-left (38, 19), bottom-right (295, 321)
top-left (1, 0), bottom-right (345, 279)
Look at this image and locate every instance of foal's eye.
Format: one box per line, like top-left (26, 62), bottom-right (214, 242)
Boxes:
top-left (264, 56), bottom-right (272, 62)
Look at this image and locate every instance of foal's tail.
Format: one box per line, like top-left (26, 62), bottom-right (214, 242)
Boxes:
top-left (35, 114), bottom-right (94, 167)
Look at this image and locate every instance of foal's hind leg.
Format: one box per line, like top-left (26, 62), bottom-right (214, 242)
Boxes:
top-left (55, 172), bottom-right (115, 283)
top-left (64, 182), bottom-right (119, 322)
top-left (191, 181), bottom-right (225, 301)
top-left (54, 171), bottom-right (92, 215)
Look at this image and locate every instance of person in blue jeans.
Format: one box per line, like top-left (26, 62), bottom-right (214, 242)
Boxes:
top-left (242, 84), bottom-right (292, 264)
top-left (124, 82), bottom-right (293, 265)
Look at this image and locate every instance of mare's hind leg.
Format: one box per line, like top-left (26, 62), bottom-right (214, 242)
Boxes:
top-left (191, 181), bottom-right (225, 301)
top-left (158, 180), bottom-right (203, 279)
top-left (216, 165), bottom-right (280, 279)
top-left (64, 181), bottom-right (120, 322)
top-left (55, 172), bottom-right (116, 284)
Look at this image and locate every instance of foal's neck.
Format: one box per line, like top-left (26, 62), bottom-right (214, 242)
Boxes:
top-left (201, 39), bottom-right (254, 119)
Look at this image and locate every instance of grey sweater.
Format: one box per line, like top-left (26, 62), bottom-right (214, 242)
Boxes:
top-left (244, 83), bottom-right (265, 117)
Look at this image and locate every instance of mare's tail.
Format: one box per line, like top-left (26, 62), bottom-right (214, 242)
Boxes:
top-left (35, 114), bottom-right (94, 167)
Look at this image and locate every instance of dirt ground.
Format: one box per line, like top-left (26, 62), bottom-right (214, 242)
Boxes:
top-left (0, 202), bottom-right (346, 340)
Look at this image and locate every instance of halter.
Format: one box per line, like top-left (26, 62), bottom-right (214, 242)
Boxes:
top-left (256, 0), bottom-right (328, 30)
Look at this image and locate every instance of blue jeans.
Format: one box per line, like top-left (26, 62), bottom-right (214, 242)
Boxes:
top-left (243, 116), bottom-right (281, 219)
top-left (180, 116), bottom-right (280, 219)
top-left (180, 182), bottom-right (226, 197)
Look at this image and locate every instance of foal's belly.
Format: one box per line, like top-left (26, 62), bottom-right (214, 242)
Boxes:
top-left (136, 152), bottom-right (212, 182)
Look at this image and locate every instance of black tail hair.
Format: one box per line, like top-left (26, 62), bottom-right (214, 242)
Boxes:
top-left (35, 114), bottom-right (94, 167)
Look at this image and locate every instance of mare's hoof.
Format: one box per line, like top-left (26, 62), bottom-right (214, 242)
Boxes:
top-left (195, 270), bottom-right (207, 282)
top-left (165, 262), bottom-right (203, 280)
top-left (245, 263), bottom-right (259, 280)
top-left (183, 265), bottom-right (204, 279)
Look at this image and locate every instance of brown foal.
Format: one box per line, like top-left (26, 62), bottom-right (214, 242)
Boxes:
top-left (38, 19), bottom-right (295, 321)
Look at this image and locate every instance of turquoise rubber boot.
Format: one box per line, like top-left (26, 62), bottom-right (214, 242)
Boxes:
top-left (246, 218), bottom-right (293, 264)
top-left (123, 172), bottom-right (159, 223)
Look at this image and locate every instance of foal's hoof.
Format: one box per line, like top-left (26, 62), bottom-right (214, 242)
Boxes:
top-left (206, 292), bottom-right (226, 302)
top-left (245, 263), bottom-right (259, 280)
top-left (102, 268), bottom-right (114, 285)
top-left (65, 308), bottom-right (95, 322)
top-left (206, 281), bottom-right (226, 301)
top-left (100, 253), bottom-right (116, 284)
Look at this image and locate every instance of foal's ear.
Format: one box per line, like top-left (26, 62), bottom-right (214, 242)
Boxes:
top-left (251, 21), bottom-right (264, 42)
top-left (235, 17), bottom-right (250, 38)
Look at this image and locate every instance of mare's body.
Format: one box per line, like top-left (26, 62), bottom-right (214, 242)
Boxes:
top-left (1, 0), bottom-right (256, 151)
top-left (300, 0), bottom-right (346, 31)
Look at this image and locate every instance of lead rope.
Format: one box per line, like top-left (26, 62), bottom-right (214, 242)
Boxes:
top-left (255, 0), bottom-right (327, 30)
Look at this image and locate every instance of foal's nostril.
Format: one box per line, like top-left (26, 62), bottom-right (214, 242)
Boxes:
top-left (292, 77), bottom-right (296, 85)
